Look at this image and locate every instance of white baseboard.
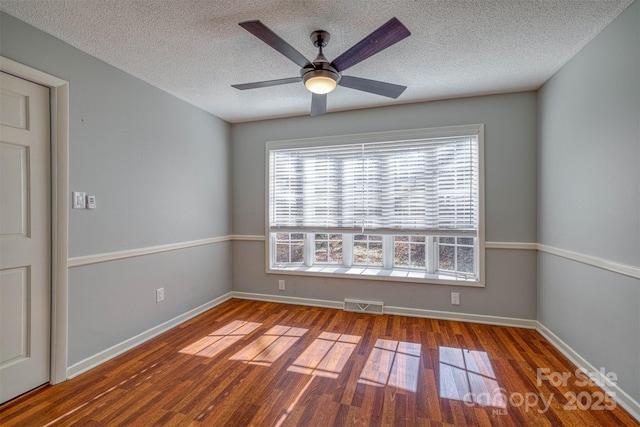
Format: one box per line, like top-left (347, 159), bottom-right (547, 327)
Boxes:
top-left (385, 305), bottom-right (537, 328)
top-left (66, 292), bottom-right (233, 378)
top-left (231, 291), bottom-right (536, 328)
top-left (536, 322), bottom-right (640, 423)
top-left (231, 291), bottom-right (344, 310)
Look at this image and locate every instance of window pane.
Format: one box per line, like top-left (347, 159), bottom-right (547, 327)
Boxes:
top-left (457, 237), bottom-right (474, 246)
top-left (353, 242), bottom-right (367, 264)
top-left (410, 243), bottom-right (426, 267)
top-left (369, 242), bottom-right (383, 265)
top-left (291, 233), bottom-right (304, 240)
top-left (369, 235), bottom-right (383, 241)
top-left (439, 245), bottom-right (455, 271)
top-left (354, 234), bottom-right (366, 241)
top-left (411, 236), bottom-right (426, 243)
top-left (276, 233), bottom-right (289, 240)
top-left (395, 241), bottom-right (409, 266)
top-left (315, 240), bottom-right (328, 262)
top-left (457, 246), bottom-right (474, 273)
top-left (276, 244), bottom-right (289, 263)
top-left (329, 240), bottom-right (343, 263)
top-left (439, 237), bottom-right (455, 244)
top-left (291, 244), bottom-right (304, 263)
top-left (316, 233), bottom-right (327, 240)
top-left (395, 235), bottom-right (409, 242)
top-left (329, 234), bottom-right (342, 240)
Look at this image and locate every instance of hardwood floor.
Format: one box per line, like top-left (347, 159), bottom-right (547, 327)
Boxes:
top-left (1, 299), bottom-right (637, 426)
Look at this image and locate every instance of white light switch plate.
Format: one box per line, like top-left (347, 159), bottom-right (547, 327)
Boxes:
top-left (72, 191), bottom-right (86, 209)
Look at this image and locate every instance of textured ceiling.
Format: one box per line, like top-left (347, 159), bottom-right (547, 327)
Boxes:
top-left (0, 0), bottom-right (634, 123)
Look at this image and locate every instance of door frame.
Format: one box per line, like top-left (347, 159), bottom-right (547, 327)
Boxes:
top-left (1, 56), bottom-right (69, 384)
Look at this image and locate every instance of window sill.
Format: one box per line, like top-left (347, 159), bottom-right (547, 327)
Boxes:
top-left (267, 265), bottom-right (484, 287)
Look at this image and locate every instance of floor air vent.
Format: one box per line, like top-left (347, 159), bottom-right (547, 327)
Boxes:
top-left (343, 299), bottom-right (384, 315)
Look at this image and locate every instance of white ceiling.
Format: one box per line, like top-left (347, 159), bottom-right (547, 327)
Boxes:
top-left (1, 0), bottom-right (634, 123)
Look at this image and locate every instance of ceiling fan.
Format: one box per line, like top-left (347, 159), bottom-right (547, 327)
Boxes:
top-left (231, 17), bottom-right (411, 116)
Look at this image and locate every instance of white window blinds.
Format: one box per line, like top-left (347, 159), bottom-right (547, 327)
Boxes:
top-left (269, 135), bottom-right (478, 236)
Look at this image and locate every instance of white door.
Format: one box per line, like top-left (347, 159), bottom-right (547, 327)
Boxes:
top-left (0, 71), bottom-right (51, 403)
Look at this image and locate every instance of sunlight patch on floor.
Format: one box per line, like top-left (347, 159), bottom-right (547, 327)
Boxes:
top-left (439, 346), bottom-right (506, 408)
top-left (229, 325), bottom-right (308, 366)
top-left (287, 332), bottom-right (361, 379)
top-left (179, 320), bottom-right (262, 358)
top-left (358, 338), bottom-right (421, 392)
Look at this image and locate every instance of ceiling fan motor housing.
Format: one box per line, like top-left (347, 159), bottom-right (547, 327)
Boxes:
top-left (301, 63), bottom-right (341, 86)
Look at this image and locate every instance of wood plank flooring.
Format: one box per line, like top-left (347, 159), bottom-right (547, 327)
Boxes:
top-left (1, 299), bottom-right (638, 426)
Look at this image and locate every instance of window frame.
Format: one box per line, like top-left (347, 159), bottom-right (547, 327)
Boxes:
top-left (265, 124), bottom-right (485, 287)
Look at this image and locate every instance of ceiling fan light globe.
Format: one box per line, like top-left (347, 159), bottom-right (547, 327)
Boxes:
top-left (305, 76), bottom-right (337, 94)
top-left (302, 68), bottom-right (340, 94)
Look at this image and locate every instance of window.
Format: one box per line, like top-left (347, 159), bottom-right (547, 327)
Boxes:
top-left (274, 232), bottom-right (304, 265)
top-left (394, 235), bottom-right (426, 268)
top-left (353, 234), bottom-right (383, 266)
top-left (438, 237), bottom-right (475, 274)
top-left (315, 233), bottom-right (343, 264)
top-left (267, 125), bottom-right (484, 286)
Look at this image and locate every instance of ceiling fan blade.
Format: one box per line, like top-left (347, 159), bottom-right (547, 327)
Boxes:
top-left (330, 17), bottom-right (411, 72)
top-left (310, 93), bottom-right (327, 116)
top-left (232, 77), bottom-right (301, 90)
top-left (239, 20), bottom-right (312, 68)
top-left (338, 75), bottom-right (406, 99)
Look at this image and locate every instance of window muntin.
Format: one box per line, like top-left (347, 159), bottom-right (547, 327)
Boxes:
top-left (267, 125), bottom-right (483, 285)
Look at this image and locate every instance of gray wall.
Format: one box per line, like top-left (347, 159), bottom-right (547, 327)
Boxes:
top-left (232, 92), bottom-right (538, 319)
top-left (4, 2), bottom-right (638, 406)
top-left (0, 13), bottom-right (233, 365)
top-left (537, 0), bottom-right (640, 403)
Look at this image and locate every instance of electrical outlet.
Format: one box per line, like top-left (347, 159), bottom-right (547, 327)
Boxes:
top-left (156, 288), bottom-right (165, 303)
top-left (451, 292), bottom-right (460, 306)
top-left (278, 280), bottom-right (285, 291)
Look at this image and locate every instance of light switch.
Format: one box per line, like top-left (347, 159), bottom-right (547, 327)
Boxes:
top-left (72, 191), bottom-right (86, 209)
